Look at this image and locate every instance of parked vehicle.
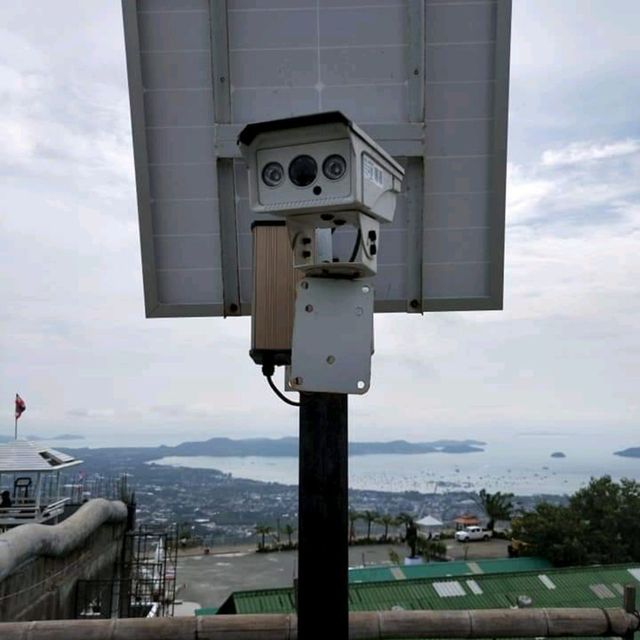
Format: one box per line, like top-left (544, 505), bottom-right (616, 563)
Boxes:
top-left (454, 526), bottom-right (492, 542)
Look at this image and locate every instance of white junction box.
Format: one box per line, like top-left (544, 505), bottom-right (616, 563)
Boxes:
top-left (290, 278), bottom-right (374, 395)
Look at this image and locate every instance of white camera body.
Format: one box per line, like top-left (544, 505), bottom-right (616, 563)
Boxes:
top-left (238, 112), bottom-right (404, 224)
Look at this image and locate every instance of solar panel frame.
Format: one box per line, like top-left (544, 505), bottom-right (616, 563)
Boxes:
top-left (122, 0), bottom-right (511, 318)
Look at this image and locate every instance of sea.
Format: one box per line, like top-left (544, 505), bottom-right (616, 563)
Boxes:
top-left (146, 434), bottom-right (640, 497)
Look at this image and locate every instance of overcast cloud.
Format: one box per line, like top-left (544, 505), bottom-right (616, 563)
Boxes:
top-left (0, 1), bottom-right (639, 446)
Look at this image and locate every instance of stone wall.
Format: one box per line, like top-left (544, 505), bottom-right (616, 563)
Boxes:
top-left (0, 500), bottom-right (128, 621)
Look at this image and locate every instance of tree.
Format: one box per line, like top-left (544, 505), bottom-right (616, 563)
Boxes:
top-left (178, 521), bottom-right (193, 548)
top-left (616, 478), bottom-right (640, 561)
top-left (362, 510), bottom-right (379, 541)
top-left (569, 476), bottom-right (639, 563)
top-left (477, 489), bottom-right (514, 531)
top-left (418, 537), bottom-right (447, 562)
top-left (511, 503), bottom-right (588, 567)
top-left (388, 549), bottom-right (402, 565)
top-left (255, 524), bottom-right (272, 550)
top-left (349, 510), bottom-right (362, 543)
top-left (511, 477), bottom-right (640, 566)
top-left (283, 524), bottom-right (296, 546)
top-left (377, 514), bottom-right (395, 541)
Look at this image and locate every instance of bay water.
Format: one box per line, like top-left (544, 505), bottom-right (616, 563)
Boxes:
top-left (149, 434), bottom-right (640, 496)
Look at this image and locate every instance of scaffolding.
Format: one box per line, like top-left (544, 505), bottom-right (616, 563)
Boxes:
top-left (75, 525), bottom-right (177, 619)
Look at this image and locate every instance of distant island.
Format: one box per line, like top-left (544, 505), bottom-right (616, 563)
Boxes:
top-left (63, 437), bottom-right (486, 460)
top-left (350, 439), bottom-right (485, 456)
top-left (550, 451), bottom-right (566, 458)
top-left (614, 447), bottom-right (640, 458)
top-left (0, 433), bottom-right (85, 444)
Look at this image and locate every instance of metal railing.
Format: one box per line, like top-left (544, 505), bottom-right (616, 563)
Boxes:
top-left (0, 497), bottom-right (69, 526)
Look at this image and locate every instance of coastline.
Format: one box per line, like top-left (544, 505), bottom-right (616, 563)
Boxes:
top-left (147, 442), bottom-right (640, 496)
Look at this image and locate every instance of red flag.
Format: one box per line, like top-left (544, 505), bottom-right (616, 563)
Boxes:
top-left (15, 394), bottom-right (26, 420)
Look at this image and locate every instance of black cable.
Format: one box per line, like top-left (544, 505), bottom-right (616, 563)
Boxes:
top-left (266, 374), bottom-right (300, 407)
top-left (349, 228), bottom-right (362, 263)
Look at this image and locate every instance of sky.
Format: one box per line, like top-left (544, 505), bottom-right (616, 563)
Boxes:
top-left (0, 1), bottom-right (639, 447)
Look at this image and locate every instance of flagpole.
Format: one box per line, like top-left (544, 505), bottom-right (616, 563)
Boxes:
top-left (14, 393), bottom-right (26, 440)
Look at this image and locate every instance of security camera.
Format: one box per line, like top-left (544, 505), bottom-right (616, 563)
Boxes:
top-left (238, 111), bottom-right (404, 224)
top-left (239, 113), bottom-right (394, 394)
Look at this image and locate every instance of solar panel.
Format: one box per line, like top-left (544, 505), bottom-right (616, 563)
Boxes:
top-left (589, 584), bottom-right (616, 599)
top-left (122, 0), bottom-right (511, 317)
top-left (433, 581), bottom-right (466, 598)
top-left (538, 574), bottom-right (557, 590)
top-left (627, 568), bottom-right (640, 581)
top-left (466, 579), bottom-right (483, 595)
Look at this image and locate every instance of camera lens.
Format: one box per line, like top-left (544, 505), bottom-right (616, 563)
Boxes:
top-left (322, 154), bottom-right (347, 180)
top-left (288, 155), bottom-right (317, 187)
top-left (261, 162), bottom-right (284, 187)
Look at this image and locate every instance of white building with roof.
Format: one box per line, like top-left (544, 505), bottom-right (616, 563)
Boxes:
top-left (0, 440), bottom-right (82, 529)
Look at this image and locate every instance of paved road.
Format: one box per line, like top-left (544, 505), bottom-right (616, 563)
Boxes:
top-left (176, 539), bottom-right (510, 610)
top-left (446, 538), bottom-right (510, 561)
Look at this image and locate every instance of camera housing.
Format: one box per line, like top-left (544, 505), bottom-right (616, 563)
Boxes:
top-left (238, 113), bottom-right (400, 393)
top-left (238, 112), bottom-right (404, 224)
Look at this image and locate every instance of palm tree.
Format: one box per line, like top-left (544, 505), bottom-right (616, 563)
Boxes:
top-left (377, 513), bottom-right (395, 541)
top-left (362, 510), bottom-right (379, 541)
top-left (349, 510), bottom-right (362, 543)
top-left (255, 524), bottom-right (272, 550)
top-left (477, 489), bottom-right (514, 531)
top-left (283, 523), bottom-right (296, 546)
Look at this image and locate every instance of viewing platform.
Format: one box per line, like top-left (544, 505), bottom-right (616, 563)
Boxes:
top-left (0, 440), bottom-right (82, 529)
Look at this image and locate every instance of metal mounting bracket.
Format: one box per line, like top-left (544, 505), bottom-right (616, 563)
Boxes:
top-left (288, 212), bottom-right (379, 278)
top-left (290, 278), bottom-right (374, 394)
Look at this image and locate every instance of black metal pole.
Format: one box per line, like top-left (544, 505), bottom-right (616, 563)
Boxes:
top-left (298, 391), bottom-right (349, 640)
top-left (623, 584), bottom-right (636, 640)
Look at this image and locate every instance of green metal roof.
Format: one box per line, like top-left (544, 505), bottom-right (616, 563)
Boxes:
top-left (348, 557), bottom-right (551, 584)
top-left (219, 563), bottom-right (640, 615)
